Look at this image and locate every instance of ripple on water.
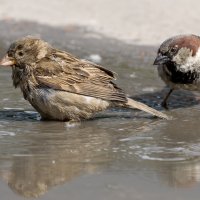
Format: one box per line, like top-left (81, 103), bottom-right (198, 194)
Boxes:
top-left (3, 107), bottom-right (24, 110)
top-left (0, 130), bottom-right (15, 137)
top-left (134, 146), bottom-right (187, 161)
top-left (120, 135), bottom-right (200, 162)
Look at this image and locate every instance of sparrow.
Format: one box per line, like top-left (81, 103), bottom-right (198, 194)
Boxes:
top-left (0, 36), bottom-right (169, 121)
top-left (154, 34), bottom-right (200, 108)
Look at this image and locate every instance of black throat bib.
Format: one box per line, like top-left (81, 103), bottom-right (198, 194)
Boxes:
top-left (165, 62), bottom-right (199, 84)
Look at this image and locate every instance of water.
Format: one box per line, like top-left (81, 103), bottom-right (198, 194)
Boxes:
top-left (0, 21), bottom-right (200, 199)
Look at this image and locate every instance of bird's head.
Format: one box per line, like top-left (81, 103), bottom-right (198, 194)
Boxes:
top-left (154, 34), bottom-right (200, 72)
top-left (0, 37), bottom-right (50, 67)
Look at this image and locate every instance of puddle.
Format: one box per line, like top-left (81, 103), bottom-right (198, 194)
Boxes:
top-left (0, 20), bottom-right (200, 200)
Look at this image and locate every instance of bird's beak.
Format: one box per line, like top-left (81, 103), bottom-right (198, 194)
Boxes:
top-left (153, 54), bottom-right (170, 65)
top-left (0, 54), bottom-right (16, 66)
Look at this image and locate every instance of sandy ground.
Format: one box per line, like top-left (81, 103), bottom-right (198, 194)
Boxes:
top-left (0, 0), bottom-right (200, 45)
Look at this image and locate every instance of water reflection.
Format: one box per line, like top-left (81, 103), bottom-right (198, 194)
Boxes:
top-left (166, 159), bottom-right (200, 187)
top-left (0, 115), bottom-right (198, 198)
top-left (0, 111), bottom-right (166, 198)
top-left (0, 119), bottom-right (114, 198)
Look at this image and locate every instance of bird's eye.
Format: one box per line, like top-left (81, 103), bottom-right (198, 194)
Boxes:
top-left (18, 51), bottom-right (23, 56)
top-left (170, 47), bottom-right (178, 53)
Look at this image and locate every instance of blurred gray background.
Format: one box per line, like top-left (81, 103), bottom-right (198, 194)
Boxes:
top-left (1, 0), bottom-right (200, 45)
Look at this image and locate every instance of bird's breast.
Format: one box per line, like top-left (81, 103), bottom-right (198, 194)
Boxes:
top-left (158, 62), bottom-right (200, 84)
top-left (158, 64), bottom-right (200, 90)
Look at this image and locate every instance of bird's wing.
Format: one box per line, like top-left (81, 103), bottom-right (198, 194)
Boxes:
top-left (34, 50), bottom-right (127, 102)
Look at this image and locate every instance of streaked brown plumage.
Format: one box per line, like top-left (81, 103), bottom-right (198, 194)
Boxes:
top-left (0, 37), bottom-right (169, 121)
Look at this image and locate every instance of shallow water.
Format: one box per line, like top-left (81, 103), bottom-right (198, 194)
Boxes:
top-left (0, 21), bottom-right (200, 200)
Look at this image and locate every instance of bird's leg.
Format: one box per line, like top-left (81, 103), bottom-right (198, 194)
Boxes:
top-left (161, 88), bottom-right (174, 109)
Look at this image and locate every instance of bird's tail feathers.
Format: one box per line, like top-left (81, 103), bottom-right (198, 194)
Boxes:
top-left (126, 98), bottom-right (170, 120)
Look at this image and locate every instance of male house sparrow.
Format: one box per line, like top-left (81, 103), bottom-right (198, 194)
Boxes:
top-left (0, 37), bottom-right (168, 121)
top-left (154, 34), bottom-right (200, 108)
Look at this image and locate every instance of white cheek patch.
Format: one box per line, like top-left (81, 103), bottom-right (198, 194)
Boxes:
top-left (173, 48), bottom-right (200, 72)
top-left (172, 47), bottom-right (192, 65)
